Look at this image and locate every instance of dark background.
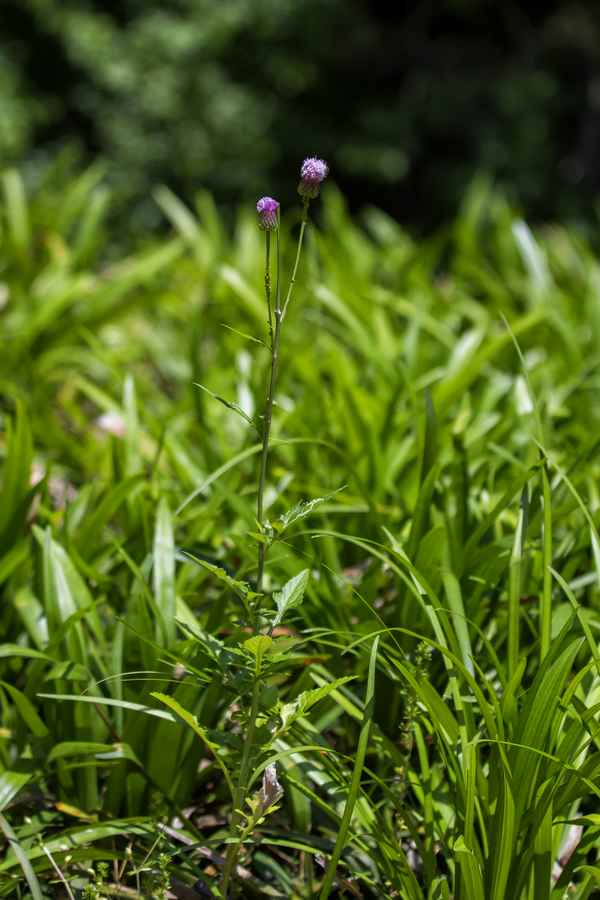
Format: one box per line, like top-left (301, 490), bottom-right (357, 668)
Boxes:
top-left (1, 0), bottom-right (599, 229)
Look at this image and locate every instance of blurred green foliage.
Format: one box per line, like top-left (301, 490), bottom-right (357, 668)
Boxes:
top-left (3, 0), bottom-right (600, 226)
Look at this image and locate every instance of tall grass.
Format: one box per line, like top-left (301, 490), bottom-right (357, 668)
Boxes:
top-left (1, 162), bottom-right (600, 898)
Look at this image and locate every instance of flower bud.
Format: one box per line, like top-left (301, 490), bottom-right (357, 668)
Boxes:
top-left (257, 197), bottom-right (278, 231)
top-left (298, 157), bottom-right (329, 199)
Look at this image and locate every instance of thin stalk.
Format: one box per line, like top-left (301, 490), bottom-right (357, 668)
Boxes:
top-left (265, 230), bottom-right (273, 346)
top-left (221, 212), bottom-right (281, 900)
top-left (281, 198), bottom-right (309, 322)
top-left (255, 210), bottom-right (282, 606)
top-left (219, 665), bottom-right (261, 899)
top-left (221, 200), bottom-right (309, 899)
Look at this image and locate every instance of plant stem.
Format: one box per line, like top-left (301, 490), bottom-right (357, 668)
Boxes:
top-left (221, 200), bottom-right (309, 899)
top-left (265, 230), bottom-right (273, 347)
top-left (255, 210), bottom-right (282, 608)
top-left (281, 198), bottom-right (309, 322)
top-left (219, 668), bottom-right (261, 899)
top-left (220, 214), bottom-right (281, 900)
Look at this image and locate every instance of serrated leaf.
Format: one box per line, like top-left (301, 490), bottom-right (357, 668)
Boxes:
top-left (273, 487), bottom-right (346, 535)
top-left (175, 618), bottom-right (237, 671)
top-left (151, 692), bottom-right (234, 796)
top-left (243, 634), bottom-right (273, 661)
top-left (180, 552), bottom-right (262, 613)
top-left (151, 692), bottom-right (212, 744)
top-left (194, 382), bottom-right (259, 431)
top-left (277, 676), bottom-right (356, 734)
top-left (272, 569), bottom-right (310, 628)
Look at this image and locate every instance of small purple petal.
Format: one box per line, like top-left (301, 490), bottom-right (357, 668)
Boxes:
top-left (298, 157), bottom-right (329, 199)
top-left (257, 196), bottom-right (279, 230)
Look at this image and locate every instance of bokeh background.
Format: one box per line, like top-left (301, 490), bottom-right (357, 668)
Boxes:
top-left (2, 0), bottom-right (600, 228)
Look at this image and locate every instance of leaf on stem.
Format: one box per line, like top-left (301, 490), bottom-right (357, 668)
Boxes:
top-left (275, 676), bottom-right (356, 736)
top-left (271, 569), bottom-right (310, 628)
top-left (180, 553), bottom-right (262, 614)
top-left (244, 763), bottom-right (284, 831)
top-left (272, 487), bottom-right (347, 538)
top-left (243, 634), bottom-right (273, 663)
top-left (175, 618), bottom-right (238, 671)
top-left (220, 324), bottom-right (268, 346)
top-left (193, 382), bottom-right (259, 432)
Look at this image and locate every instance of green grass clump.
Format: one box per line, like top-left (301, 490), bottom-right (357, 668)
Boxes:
top-left (1, 162), bottom-right (600, 898)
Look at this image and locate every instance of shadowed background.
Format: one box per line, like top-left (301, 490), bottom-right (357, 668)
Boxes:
top-left (2, 0), bottom-right (600, 229)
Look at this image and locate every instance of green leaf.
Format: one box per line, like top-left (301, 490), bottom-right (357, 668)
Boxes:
top-left (76, 474), bottom-right (146, 560)
top-left (180, 553), bottom-right (261, 613)
top-left (454, 835), bottom-right (485, 900)
top-left (271, 569), bottom-right (310, 628)
top-left (43, 661), bottom-right (90, 682)
top-left (220, 323), bottom-right (268, 346)
top-left (36, 693), bottom-right (178, 723)
top-left (0, 402), bottom-right (32, 540)
top-left (151, 692), bottom-right (234, 797)
top-left (273, 487), bottom-right (346, 537)
top-left (194, 382), bottom-right (258, 430)
top-left (0, 645), bottom-right (51, 662)
top-left (1, 169), bottom-right (31, 252)
top-left (154, 496), bottom-right (176, 645)
top-left (0, 751), bottom-right (38, 812)
top-left (46, 742), bottom-right (115, 764)
top-left (277, 676), bottom-right (357, 735)
top-left (243, 634), bottom-right (273, 662)
top-left (0, 812), bottom-right (43, 900)
top-left (175, 618), bottom-right (238, 671)
top-left (0, 682), bottom-right (50, 745)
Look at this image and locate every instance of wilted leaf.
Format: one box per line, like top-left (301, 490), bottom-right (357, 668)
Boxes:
top-left (243, 763), bottom-right (283, 830)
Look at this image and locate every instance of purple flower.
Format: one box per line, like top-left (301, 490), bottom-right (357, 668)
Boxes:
top-left (257, 197), bottom-right (278, 231)
top-left (298, 157), bottom-right (329, 199)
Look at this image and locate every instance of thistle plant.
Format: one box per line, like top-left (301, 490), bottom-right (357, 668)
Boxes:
top-left (151, 158), bottom-right (351, 899)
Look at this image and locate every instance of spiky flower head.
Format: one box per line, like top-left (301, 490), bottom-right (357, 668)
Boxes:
top-left (298, 157), bottom-right (329, 199)
top-left (257, 197), bottom-right (278, 231)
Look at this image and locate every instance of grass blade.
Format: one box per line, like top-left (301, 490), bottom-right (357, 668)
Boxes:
top-left (318, 637), bottom-right (380, 900)
top-left (0, 811), bottom-right (44, 900)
